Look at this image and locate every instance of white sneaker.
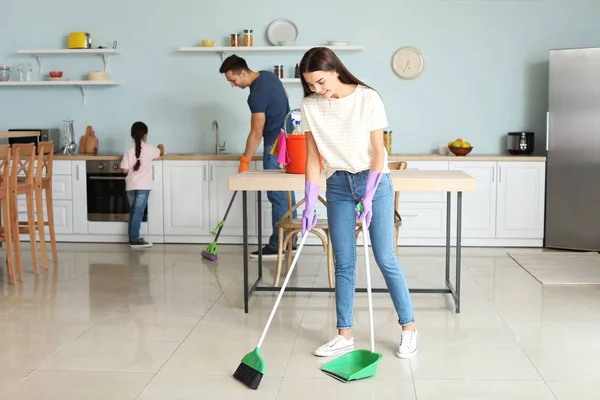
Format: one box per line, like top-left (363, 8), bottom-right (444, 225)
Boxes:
top-left (397, 329), bottom-right (419, 359)
top-left (314, 334), bottom-right (354, 357)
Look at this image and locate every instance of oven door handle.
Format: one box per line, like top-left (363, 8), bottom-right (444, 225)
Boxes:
top-left (88, 176), bottom-right (125, 181)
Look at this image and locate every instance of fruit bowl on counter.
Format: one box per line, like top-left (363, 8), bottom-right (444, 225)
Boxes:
top-left (448, 138), bottom-right (473, 156)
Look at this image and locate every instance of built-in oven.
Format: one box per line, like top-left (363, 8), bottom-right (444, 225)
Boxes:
top-left (86, 160), bottom-right (148, 222)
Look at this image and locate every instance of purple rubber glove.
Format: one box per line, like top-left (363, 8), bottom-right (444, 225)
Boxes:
top-left (356, 172), bottom-right (384, 229)
top-left (302, 180), bottom-right (319, 235)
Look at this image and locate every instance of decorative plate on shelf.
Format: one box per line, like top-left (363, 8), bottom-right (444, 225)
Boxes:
top-left (327, 40), bottom-right (349, 46)
top-left (46, 77), bottom-right (69, 81)
top-left (267, 19), bottom-right (298, 46)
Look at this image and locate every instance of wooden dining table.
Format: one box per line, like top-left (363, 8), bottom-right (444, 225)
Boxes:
top-left (229, 169), bottom-right (477, 314)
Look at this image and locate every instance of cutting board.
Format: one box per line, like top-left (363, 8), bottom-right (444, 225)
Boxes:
top-left (80, 125), bottom-right (98, 155)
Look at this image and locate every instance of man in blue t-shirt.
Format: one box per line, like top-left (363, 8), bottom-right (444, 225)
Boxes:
top-left (220, 55), bottom-right (297, 258)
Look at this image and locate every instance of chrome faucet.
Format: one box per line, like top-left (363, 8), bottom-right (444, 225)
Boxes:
top-left (213, 120), bottom-right (226, 155)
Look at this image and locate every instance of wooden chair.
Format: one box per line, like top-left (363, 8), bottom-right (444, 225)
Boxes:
top-left (274, 192), bottom-right (334, 288)
top-left (356, 161), bottom-right (408, 256)
top-left (10, 143), bottom-right (39, 276)
top-left (0, 145), bottom-right (16, 284)
top-left (31, 142), bottom-right (58, 269)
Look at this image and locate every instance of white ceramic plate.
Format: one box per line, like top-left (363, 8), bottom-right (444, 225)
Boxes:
top-left (267, 19), bottom-right (298, 46)
top-left (327, 40), bottom-right (349, 46)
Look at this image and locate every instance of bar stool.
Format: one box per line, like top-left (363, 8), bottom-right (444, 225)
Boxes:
top-left (10, 143), bottom-right (39, 276)
top-left (0, 145), bottom-right (16, 284)
top-left (31, 142), bottom-right (57, 269)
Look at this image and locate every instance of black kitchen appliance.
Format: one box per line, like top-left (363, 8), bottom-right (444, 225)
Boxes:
top-left (507, 131), bottom-right (534, 155)
top-left (7, 128), bottom-right (61, 153)
top-left (86, 160), bottom-right (147, 222)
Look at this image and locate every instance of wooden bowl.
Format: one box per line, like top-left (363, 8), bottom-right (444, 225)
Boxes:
top-left (448, 146), bottom-right (473, 156)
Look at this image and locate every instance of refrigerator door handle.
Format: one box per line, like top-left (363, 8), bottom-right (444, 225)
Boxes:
top-left (492, 165), bottom-right (495, 183)
top-left (546, 111), bottom-right (550, 151)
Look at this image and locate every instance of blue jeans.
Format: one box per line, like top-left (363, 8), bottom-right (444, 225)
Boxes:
top-left (326, 170), bottom-right (414, 329)
top-left (264, 139), bottom-right (297, 251)
top-left (127, 190), bottom-right (150, 241)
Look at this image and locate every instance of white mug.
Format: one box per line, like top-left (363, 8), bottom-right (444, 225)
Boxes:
top-left (438, 145), bottom-right (449, 155)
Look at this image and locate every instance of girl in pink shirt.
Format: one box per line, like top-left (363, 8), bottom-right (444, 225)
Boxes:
top-left (120, 121), bottom-right (164, 248)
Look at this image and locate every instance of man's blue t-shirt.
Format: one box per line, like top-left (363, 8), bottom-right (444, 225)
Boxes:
top-left (247, 71), bottom-right (291, 141)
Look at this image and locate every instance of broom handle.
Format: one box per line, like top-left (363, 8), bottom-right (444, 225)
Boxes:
top-left (213, 191), bottom-right (238, 241)
top-left (363, 223), bottom-right (375, 353)
top-left (257, 231), bottom-right (309, 349)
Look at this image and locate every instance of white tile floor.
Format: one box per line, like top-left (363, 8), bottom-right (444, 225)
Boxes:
top-left (0, 243), bottom-right (599, 399)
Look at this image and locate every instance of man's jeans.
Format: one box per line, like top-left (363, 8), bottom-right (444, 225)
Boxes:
top-left (264, 139), bottom-right (297, 251)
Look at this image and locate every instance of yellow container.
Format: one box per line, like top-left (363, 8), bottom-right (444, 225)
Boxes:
top-left (68, 32), bottom-right (91, 49)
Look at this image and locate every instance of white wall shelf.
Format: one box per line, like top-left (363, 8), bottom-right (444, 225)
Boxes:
top-left (0, 80), bottom-right (119, 105)
top-left (280, 78), bottom-right (300, 83)
top-left (16, 49), bottom-right (119, 75)
top-left (178, 45), bottom-right (364, 61)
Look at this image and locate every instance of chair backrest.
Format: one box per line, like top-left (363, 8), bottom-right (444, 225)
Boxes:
top-left (388, 161), bottom-right (408, 171)
top-left (388, 161), bottom-right (408, 217)
top-left (10, 143), bottom-right (36, 186)
top-left (0, 144), bottom-right (11, 188)
top-left (35, 142), bottom-right (55, 184)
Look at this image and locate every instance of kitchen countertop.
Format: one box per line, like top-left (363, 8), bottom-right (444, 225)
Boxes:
top-left (53, 153), bottom-right (547, 162)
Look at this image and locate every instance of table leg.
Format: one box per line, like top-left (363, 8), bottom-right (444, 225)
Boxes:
top-left (257, 191), bottom-right (262, 279)
top-left (243, 191), bottom-right (249, 314)
top-left (445, 192), bottom-right (451, 283)
top-left (455, 191), bottom-right (463, 313)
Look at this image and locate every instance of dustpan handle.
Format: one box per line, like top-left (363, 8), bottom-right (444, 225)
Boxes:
top-left (256, 231), bottom-right (309, 349)
top-left (363, 222), bottom-right (375, 353)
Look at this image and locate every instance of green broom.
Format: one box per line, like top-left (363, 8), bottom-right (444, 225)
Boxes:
top-left (233, 229), bottom-right (310, 389)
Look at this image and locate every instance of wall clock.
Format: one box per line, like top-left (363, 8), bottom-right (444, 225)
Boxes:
top-left (392, 46), bottom-right (424, 80)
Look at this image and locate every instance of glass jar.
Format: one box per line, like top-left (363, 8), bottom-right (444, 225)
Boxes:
top-left (273, 65), bottom-right (280, 78)
top-left (230, 33), bottom-right (239, 47)
top-left (383, 130), bottom-right (392, 154)
top-left (243, 29), bottom-right (253, 46)
top-left (278, 65), bottom-right (284, 78)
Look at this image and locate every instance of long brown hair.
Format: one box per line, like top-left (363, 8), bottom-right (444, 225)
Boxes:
top-left (299, 47), bottom-right (372, 98)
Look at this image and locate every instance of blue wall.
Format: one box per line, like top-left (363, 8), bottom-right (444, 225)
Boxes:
top-left (1, 0), bottom-right (599, 155)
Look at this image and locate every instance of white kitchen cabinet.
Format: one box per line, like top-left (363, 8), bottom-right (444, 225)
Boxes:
top-left (495, 161), bottom-right (545, 239)
top-left (147, 161), bottom-right (164, 236)
top-left (71, 160), bottom-right (88, 234)
top-left (399, 161), bottom-right (449, 203)
top-left (449, 162), bottom-right (497, 238)
top-left (209, 161), bottom-right (256, 238)
top-left (163, 160), bottom-right (210, 236)
top-left (18, 199), bottom-right (73, 235)
top-left (397, 202), bottom-right (448, 239)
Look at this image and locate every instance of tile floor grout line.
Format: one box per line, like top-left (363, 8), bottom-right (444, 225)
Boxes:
top-left (409, 358), bottom-right (418, 399)
top-left (132, 261), bottom-right (239, 400)
top-left (275, 251), bottom-right (324, 398)
top-left (463, 257), bottom-right (554, 390)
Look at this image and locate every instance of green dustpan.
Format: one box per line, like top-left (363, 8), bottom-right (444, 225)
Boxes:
top-left (321, 349), bottom-right (383, 382)
top-left (322, 207), bottom-right (382, 382)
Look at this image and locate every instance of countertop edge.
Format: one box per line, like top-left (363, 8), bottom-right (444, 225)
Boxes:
top-left (53, 153), bottom-right (547, 162)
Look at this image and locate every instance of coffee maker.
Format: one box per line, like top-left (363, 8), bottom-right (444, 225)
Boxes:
top-left (507, 132), bottom-right (534, 155)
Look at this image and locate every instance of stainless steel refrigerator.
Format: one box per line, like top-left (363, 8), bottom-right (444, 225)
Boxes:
top-left (545, 47), bottom-right (600, 251)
